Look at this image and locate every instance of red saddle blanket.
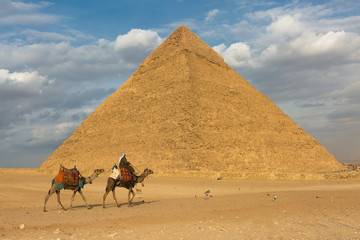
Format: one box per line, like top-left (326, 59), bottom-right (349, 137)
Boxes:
top-left (54, 166), bottom-right (80, 186)
top-left (120, 168), bottom-right (133, 182)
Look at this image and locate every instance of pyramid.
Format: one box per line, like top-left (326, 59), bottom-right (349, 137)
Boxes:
top-left (39, 25), bottom-right (345, 176)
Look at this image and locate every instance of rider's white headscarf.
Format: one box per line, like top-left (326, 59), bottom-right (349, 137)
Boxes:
top-left (119, 152), bottom-right (126, 165)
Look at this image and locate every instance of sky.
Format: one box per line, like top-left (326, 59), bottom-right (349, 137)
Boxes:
top-left (0, 0), bottom-right (359, 168)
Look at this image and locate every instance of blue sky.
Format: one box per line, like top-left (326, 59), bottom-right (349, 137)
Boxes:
top-left (1, 0), bottom-right (359, 168)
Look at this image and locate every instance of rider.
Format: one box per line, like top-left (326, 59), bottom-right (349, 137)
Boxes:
top-left (118, 153), bottom-right (138, 178)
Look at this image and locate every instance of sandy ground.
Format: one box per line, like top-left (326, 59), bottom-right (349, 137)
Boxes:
top-left (1, 172), bottom-right (360, 240)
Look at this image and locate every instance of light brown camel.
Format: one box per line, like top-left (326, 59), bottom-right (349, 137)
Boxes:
top-left (103, 168), bottom-right (153, 208)
top-left (43, 168), bottom-right (104, 212)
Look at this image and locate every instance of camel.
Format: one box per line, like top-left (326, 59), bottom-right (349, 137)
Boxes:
top-left (43, 168), bottom-right (104, 212)
top-left (103, 168), bottom-right (153, 208)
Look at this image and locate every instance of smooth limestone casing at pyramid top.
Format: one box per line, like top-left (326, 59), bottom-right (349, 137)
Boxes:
top-left (39, 25), bottom-right (345, 176)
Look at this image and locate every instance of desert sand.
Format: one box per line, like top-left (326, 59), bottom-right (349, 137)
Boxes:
top-left (1, 170), bottom-right (360, 240)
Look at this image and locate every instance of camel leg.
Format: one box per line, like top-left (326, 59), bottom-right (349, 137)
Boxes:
top-left (56, 191), bottom-right (67, 211)
top-left (44, 189), bottom-right (55, 212)
top-left (70, 190), bottom-right (77, 211)
top-left (103, 178), bottom-right (117, 208)
top-left (128, 188), bottom-right (136, 207)
top-left (78, 189), bottom-right (91, 209)
top-left (112, 189), bottom-right (120, 207)
top-left (103, 190), bottom-right (110, 208)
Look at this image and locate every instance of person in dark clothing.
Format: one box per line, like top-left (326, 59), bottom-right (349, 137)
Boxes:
top-left (118, 153), bottom-right (137, 177)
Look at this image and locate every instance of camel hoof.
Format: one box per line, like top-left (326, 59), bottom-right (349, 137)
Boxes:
top-left (117, 205), bottom-right (121, 208)
top-left (43, 209), bottom-right (47, 212)
top-left (87, 206), bottom-right (92, 209)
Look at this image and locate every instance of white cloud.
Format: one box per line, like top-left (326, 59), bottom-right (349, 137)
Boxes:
top-left (213, 42), bottom-right (256, 68)
top-left (114, 29), bottom-right (162, 52)
top-left (0, 68), bottom-right (48, 85)
top-left (205, 9), bottom-right (220, 22)
top-left (267, 14), bottom-right (303, 37)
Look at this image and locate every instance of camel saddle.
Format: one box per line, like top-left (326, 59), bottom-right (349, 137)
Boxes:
top-left (120, 168), bottom-right (133, 182)
top-left (54, 166), bottom-right (80, 187)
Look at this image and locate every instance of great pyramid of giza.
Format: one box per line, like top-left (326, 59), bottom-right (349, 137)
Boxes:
top-left (39, 25), bottom-right (345, 177)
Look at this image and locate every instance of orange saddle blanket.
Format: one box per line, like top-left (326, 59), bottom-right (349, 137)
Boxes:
top-left (54, 166), bottom-right (80, 186)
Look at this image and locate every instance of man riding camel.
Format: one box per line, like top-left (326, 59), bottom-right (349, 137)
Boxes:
top-left (110, 152), bottom-right (138, 181)
top-left (118, 153), bottom-right (139, 179)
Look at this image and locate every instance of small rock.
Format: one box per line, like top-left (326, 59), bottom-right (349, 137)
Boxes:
top-left (107, 232), bottom-right (118, 237)
top-left (54, 228), bottom-right (61, 234)
top-left (217, 177), bottom-right (222, 180)
top-left (19, 224), bottom-right (25, 229)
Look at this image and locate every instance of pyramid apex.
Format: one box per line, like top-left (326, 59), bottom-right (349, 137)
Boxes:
top-left (140, 25), bottom-right (227, 67)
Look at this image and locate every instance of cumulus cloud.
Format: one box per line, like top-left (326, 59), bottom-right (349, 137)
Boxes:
top-left (115, 29), bottom-right (162, 52)
top-left (213, 42), bottom-right (256, 68)
top-left (267, 14), bottom-right (303, 37)
top-left (0, 68), bottom-right (47, 84)
top-left (114, 29), bottom-right (162, 64)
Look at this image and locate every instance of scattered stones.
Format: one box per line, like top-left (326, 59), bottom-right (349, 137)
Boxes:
top-left (19, 224), bottom-right (25, 229)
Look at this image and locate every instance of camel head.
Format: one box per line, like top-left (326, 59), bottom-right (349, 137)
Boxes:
top-left (83, 169), bottom-right (105, 184)
top-left (144, 168), bottom-right (154, 176)
top-left (94, 168), bottom-right (105, 176)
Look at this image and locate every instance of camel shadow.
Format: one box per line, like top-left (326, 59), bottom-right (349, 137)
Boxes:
top-left (102, 200), bottom-right (158, 208)
top-left (70, 203), bottom-right (103, 210)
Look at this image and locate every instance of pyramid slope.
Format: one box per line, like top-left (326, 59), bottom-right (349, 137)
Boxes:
top-left (39, 26), bottom-right (345, 176)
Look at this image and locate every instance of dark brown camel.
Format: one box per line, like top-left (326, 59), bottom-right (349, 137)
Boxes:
top-left (43, 168), bottom-right (104, 212)
top-left (103, 168), bottom-right (153, 208)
